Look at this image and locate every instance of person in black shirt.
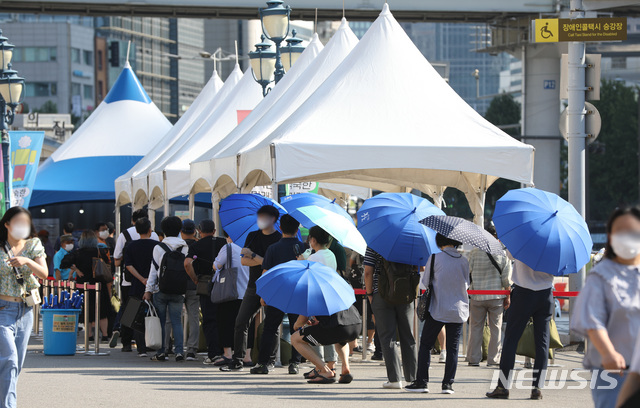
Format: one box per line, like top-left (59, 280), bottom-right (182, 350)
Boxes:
top-left (123, 217), bottom-right (158, 356)
top-left (184, 219), bottom-right (227, 364)
top-left (251, 214), bottom-right (305, 375)
top-left (221, 205), bottom-right (282, 372)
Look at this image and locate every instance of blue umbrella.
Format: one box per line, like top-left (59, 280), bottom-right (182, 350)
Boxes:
top-left (219, 193), bottom-right (288, 246)
top-left (493, 188), bottom-right (593, 276)
top-left (280, 193), bottom-right (354, 228)
top-left (357, 193), bottom-right (444, 266)
top-left (290, 206), bottom-right (367, 255)
top-left (256, 260), bottom-right (356, 316)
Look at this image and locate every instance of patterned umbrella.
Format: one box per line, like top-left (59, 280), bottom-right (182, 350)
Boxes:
top-left (419, 215), bottom-right (503, 255)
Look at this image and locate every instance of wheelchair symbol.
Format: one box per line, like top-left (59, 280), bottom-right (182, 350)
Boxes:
top-left (540, 22), bottom-right (553, 39)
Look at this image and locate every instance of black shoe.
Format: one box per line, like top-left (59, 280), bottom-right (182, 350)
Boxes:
top-left (250, 364), bottom-right (270, 374)
top-left (243, 361), bottom-right (256, 368)
top-left (442, 383), bottom-right (454, 394)
top-left (468, 362), bottom-right (480, 367)
top-left (288, 363), bottom-right (299, 375)
top-left (486, 386), bottom-right (509, 399)
top-left (175, 353), bottom-right (184, 362)
top-left (121, 345), bottom-right (132, 352)
top-left (109, 331), bottom-right (120, 348)
top-left (531, 387), bottom-right (542, 400)
top-left (405, 381), bottom-right (429, 393)
top-left (186, 353), bottom-right (197, 361)
top-left (352, 345), bottom-right (363, 353)
top-left (371, 353), bottom-right (383, 361)
top-left (220, 360), bottom-right (243, 372)
top-left (151, 353), bottom-right (167, 361)
top-left (101, 336), bottom-right (110, 342)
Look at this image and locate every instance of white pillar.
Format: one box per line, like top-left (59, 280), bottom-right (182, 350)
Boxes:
top-left (188, 193), bottom-right (195, 220)
top-left (567, 0), bottom-right (587, 343)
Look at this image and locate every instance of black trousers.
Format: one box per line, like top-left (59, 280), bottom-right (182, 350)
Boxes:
top-left (119, 286), bottom-right (133, 347)
top-left (232, 285), bottom-right (262, 361)
top-left (416, 312), bottom-right (462, 385)
top-left (498, 285), bottom-right (553, 389)
top-left (200, 294), bottom-right (222, 359)
top-left (257, 306), bottom-right (301, 365)
top-left (217, 299), bottom-right (242, 349)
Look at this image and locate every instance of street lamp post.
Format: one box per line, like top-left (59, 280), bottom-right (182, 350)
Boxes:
top-left (0, 29), bottom-right (25, 212)
top-left (259, 0), bottom-right (291, 84)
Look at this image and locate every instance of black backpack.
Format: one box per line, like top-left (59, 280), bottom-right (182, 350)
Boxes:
top-left (157, 242), bottom-right (187, 295)
top-left (378, 259), bottom-right (420, 305)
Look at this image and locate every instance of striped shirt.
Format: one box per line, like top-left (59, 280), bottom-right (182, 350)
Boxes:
top-left (466, 248), bottom-right (512, 301)
top-left (363, 247), bottom-right (382, 293)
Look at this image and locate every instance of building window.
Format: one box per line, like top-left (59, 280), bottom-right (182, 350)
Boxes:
top-left (71, 83), bottom-right (81, 96)
top-left (611, 56), bottom-right (627, 69)
top-left (11, 47), bottom-right (57, 62)
top-left (83, 50), bottom-right (93, 66)
top-left (83, 84), bottom-right (93, 99)
top-left (25, 82), bottom-right (57, 97)
top-left (71, 48), bottom-right (81, 64)
top-left (97, 50), bottom-right (103, 70)
top-left (97, 80), bottom-right (104, 101)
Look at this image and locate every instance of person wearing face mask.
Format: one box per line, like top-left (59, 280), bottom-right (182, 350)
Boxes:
top-left (570, 206), bottom-right (640, 408)
top-left (53, 235), bottom-right (75, 280)
top-left (95, 222), bottom-right (111, 249)
top-left (0, 207), bottom-right (48, 408)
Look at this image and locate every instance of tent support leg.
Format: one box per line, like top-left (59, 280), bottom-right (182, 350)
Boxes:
top-left (212, 192), bottom-right (221, 237)
top-left (148, 208), bottom-right (156, 229)
top-left (189, 193), bottom-right (195, 219)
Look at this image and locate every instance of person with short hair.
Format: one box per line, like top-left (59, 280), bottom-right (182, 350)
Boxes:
top-left (176, 219), bottom-right (201, 360)
top-left (221, 205), bottom-right (282, 372)
top-left (53, 235), bottom-right (75, 281)
top-left (54, 221), bottom-right (77, 251)
top-left (144, 216), bottom-right (193, 362)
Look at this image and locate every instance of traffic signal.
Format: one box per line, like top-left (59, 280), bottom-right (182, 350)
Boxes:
top-left (109, 42), bottom-right (120, 67)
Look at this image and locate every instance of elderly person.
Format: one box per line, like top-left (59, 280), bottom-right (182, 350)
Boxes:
top-left (466, 224), bottom-right (512, 366)
top-left (571, 206), bottom-right (640, 408)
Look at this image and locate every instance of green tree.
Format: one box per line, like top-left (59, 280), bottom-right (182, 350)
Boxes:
top-left (588, 80), bottom-right (639, 222)
top-left (34, 100), bottom-right (58, 113)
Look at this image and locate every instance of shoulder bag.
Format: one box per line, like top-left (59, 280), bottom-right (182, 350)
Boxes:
top-left (4, 243), bottom-right (41, 306)
top-left (210, 244), bottom-right (239, 304)
top-left (417, 254), bottom-right (436, 321)
top-left (92, 248), bottom-right (113, 283)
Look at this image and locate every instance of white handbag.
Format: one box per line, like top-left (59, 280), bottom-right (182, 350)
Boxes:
top-left (144, 300), bottom-right (162, 350)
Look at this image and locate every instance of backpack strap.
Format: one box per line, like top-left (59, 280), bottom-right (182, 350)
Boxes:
top-left (428, 254), bottom-right (436, 290)
top-left (486, 253), bottom-right (503, 275)
top-left (122, 229), bottom-right (132, 242)
top-left (225, 243), bottom-right (232, 270)
top-left (152, 242), bottom-right (171, 269)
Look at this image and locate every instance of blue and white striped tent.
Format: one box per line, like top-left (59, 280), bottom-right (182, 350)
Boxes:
top-left (30, 62), bottom-right (172, 207)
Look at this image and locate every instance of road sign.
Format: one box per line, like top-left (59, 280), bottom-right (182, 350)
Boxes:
top-left (559, 102), bottom-right (601, 144)
top-left (535, 17), bottom-right (626, 43)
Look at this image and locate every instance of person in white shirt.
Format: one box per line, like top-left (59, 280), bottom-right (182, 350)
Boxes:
top-left (111, 209), bottom-right (159, 350)
top-left (143, 216), bottom-right (194, 362)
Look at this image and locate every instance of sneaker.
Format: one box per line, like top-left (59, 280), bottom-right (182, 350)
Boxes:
top-left (121, 345), bottom-right (132, 352)
top-left (439, 350), bottom-right (447, 363)
top-left (138, 353), bottom-right (148, 358)
top-left (186, 353), bottom-right (197, 361)
top-left (243, 361), bottom-right (256, 368)
top-left (220, 360), bottom-right (244, 372)
top-left (367, 343), bottom-right (376, 353)
top-left (175, 353), bottom-right (184, 362)
top-left (250, 364), bottom-right (270, 374)
top-left (151, 353), bottom-right (167, 361)
top-left (371, 353), bottom-right (384, 361)
top-left (531, 387), bottom-right (542, 400)
top-left (486, 386), bottom-right (510, 399)
top-left (405, 381), bottom-right (429, 393)
top-left (352, 345), bottom-right (363, 353)
top-left (203, 357), bottom-right (216, 365)
top-left (442, 383), bottom-right (454, 394)
top-left (468, 362), bottom-right (480, 367)
top-left (109, 331), bottom-right (120, 348)
top-left (267, 363), bottom-right (275, 372)
top-left (288, 363), bottom-right (299, 375)
top-left (383, 381), bottom-right (403, 389)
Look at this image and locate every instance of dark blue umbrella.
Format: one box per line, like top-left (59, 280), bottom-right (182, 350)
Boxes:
top-left (256, 260), bottom-right (356, 316)
top-left (357, 193), bottom-right (443, 266)
top-left (280, 193), bottom-right (354, 228)
top-left (493, 188), bottom-right (592, 276)
top-left (420, 215), bottom-right (503, 255)
top-left (219, 193), bottom-right (288, 246)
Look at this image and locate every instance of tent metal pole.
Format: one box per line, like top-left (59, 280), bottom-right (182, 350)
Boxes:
top-left (212, 191), bottom-right (222, 237)
top-left (163, 174), bottom-right (170, 217)
top-left (189, 193), bottom-right (195, 219)
top-left (270, 144), bottom-right (278, 201)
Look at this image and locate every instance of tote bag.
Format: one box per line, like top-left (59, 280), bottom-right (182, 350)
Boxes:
top-left (144, 300), bottom-right (162, 350)
top-left (211, 244), bottom-right (239, 304)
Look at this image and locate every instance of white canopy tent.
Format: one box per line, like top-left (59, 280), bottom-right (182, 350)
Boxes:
top-left (114, 69), bottom-right (226, 208)
top-left (190, 18), bottom-right (372, 201)
top-left (146, 66), bottom-right (264, 212)
top-left (238, 4), bottom-right (535, 225)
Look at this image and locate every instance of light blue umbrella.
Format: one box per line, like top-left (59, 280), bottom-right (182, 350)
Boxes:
top-left (290, 205), bottom-right (367, 255)
top-left (357, 193), bottom-right (444, 266)
top-left (280, 193), bottom-right (354, 227)
top-left (219, 193), bottom-right (288, 246)
top-left (256, 260), bottom-right (356, 316)
top-left (493, 188), bottom-right (593, 276)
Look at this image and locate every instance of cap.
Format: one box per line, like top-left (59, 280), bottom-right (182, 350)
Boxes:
top-left (60, 234), bottom-right (74, 243)
top-left (182, 219), bottom-right (196, 234)
top-left (198, 219), bottom-right (216, 233)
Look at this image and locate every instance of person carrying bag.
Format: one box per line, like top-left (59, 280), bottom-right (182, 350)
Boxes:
top-left (144, 300), bottom-right (162, 350)
top-left (211, 244), bottom-right (239, 304)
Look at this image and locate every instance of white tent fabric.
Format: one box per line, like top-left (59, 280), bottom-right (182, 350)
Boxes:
top-left (239, 4), bottom-right (535, 223)
top-left (114, 69), bottom-right (226, 207)
top-left (147, 66), bottom-right (263, 209)
top-left (189, 33), bottom-right (324, 196)
top-left (191, 18), bottom-right (359, 200)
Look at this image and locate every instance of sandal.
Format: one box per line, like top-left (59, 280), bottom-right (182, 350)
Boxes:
top-left (213, 356), bottom-right (232, 366)
top-left (304, 368), bottom-right (319, 379)
top-left (338, 373), bottom-right (353, 384)
top-left (307, 374), bottom-right (336, 384)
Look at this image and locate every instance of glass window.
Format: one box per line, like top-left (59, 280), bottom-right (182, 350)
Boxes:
top-left (24, 48), bottom-right (36, 62)
top-left (71, 83), bottom-right (81, 96)
top-left (83, 50), bottom-right (93, 66)
top-left (11, 48), bottom-right (21, 62)
top-left (71, 48), bottom-right (81, 64)
top-left (83, 84), bottom-right (93, 99)
top-left (25, 82), bottom-right (56, 97)
top-left (97, 50), bottom-right (103, 70)
top-left (49, 47), bottom-right (57, 61)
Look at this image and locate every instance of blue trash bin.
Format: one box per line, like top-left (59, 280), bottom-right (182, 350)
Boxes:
top-left (41, 309), bottom-right (81, 356)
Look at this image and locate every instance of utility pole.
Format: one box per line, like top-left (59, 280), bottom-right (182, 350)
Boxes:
top-left (567, 0), bottom-right (587, 343)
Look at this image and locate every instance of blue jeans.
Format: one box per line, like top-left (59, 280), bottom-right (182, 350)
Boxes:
top-left (591, 369), bottom-right (628, 408)
top-left (153, 292), bottom-right (184, 355)
top-left (0, 299), bottom-right (33, 408)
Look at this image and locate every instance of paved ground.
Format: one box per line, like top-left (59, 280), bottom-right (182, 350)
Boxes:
top-left (18, 330), bottom-right (595, 408)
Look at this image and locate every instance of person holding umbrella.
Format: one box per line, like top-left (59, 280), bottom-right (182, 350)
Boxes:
top-left (405, 234), bottom-right (470, 394)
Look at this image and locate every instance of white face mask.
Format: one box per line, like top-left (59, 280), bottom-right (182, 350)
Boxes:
top-left (9, 224), bottom-right (30, 240)
top-left (610, 233), bottom-right (640, 260)
top-left (99, 230), bottom-right (109, 239)
top-left (64, 244), bottom-right (74, 252)
top-left (256, 218), bottom-right (271, 231)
